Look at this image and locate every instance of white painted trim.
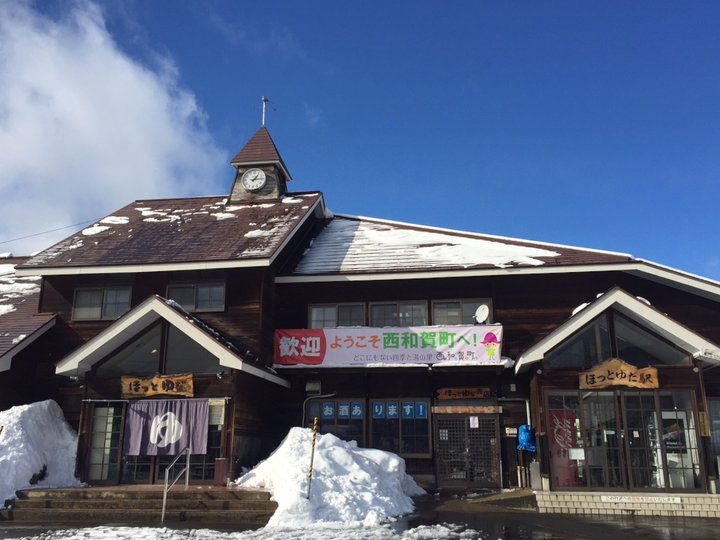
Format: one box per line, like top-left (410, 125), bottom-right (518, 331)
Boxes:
top-left (16, 259), bottom-right (270, 277)
top-left (0, 317), bottom-right (56, 373)
top-left (277, 262), bottom-right (720, 302)
top-left (55, 296), bottom-right (289, 387)
top-left (515, 287), bottom-right (720, 373)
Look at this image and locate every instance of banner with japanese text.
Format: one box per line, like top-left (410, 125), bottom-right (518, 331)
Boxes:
top-left (274, 325), bottom-right (502, 367)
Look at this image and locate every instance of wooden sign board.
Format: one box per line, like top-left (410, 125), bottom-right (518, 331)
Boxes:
top-left (437, 387), bottom-right (491, 400)
top-left (579, 358), bottom-right (658, 390)
top-left (432, 405), bottom-right (501, 414)
top-left (121, 373), bottom-right (194, 398)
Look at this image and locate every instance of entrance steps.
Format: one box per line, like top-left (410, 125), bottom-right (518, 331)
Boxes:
top-left (0, 486), bottom-right (277, 527)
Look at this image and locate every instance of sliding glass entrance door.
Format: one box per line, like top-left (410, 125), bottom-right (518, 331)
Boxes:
top-left (547, 389), bottom-right (703, 491)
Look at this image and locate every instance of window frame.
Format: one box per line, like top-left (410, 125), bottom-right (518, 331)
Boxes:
top-left (431, 298), bottom-right (493, 325)
top-left (72, 285), bottom-right (132, 321)
top-left (308, 398), bottom-right (366, 444)
top-left (166, 281), bottom-right (226, 313)
top-left (370, 398), bottom-right (432, 458)
top-left (368, 301), bottom-right (428, 327)
top-left (308, 303), bottom-right (365, 328)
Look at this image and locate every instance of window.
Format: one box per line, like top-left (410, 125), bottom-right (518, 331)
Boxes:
top-left (370, 302), bottom-right (426, 327)
top-left (708, 398), bottom-right (720, 457)
top-left (167, 283), bottom-right (225, 312)
top-left (95, 321), bottom-right (220, 378)
top-left (306, 399), bottom-right (364, 444)
top-left (73, 286), bottom-right (131, 321)
top-left (432, 299), bottom-right (492, 325)
top-left (371, 399), bottom-right (431, 457)
top-left (543, 311), bottom-right (690, 370)
top-left (95, 323), bottom-right (162, 377)
top-left (309, 304), bottom-right (364, 328)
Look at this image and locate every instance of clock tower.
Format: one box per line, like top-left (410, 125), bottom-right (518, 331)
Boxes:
top-left (228, 126), bottom-right (292, 203)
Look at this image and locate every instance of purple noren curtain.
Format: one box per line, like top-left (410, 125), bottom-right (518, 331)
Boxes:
top-left (123, 399), bottom-right (209, 456)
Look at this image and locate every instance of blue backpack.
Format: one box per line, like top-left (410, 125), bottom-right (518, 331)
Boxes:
top-left (517, 424), bottom-right (537, 452)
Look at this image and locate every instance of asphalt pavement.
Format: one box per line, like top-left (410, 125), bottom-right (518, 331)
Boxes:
top-left (1, 490), bottom-right (719, 539)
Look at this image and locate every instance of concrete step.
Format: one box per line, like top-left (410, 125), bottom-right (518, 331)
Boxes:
top-left (14, 488), bottom-right (271, 501)
top-left (8, 498), bottom-right (276, 511)
top-left (1, 487), bottom-right (277, 526)
top-left (0, 507), bottom-right (273, 524)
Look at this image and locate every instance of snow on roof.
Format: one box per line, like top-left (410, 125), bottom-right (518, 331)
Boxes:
top-left (19, 194), bottom-right (324, 271)
top-left (0, 400), bottom-right (81, 505)
top-left (0, 259), bottom-right (55, 369)
top-left (292, 215), bottom-right (633, 276)
top-left (234, 426), bottom-right (424, 528)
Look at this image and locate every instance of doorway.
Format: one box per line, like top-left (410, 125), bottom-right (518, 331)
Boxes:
top-left (435, 414), bottom-right (501, 488)
top-left (546, 389), bottom-right (703, 491)
top-left (84, 399), bottom-right (226, 484)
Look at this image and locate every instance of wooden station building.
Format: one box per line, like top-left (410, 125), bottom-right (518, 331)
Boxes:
top-left (2, 127), bottom-right (720, 506)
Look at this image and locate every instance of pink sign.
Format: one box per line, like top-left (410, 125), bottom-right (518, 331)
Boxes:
top-left (274, 325), bottom-right (503, 367)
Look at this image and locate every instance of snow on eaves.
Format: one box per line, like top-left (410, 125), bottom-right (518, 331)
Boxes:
top-left (293, 217), bottom-right (562, 275)
top-left (0, 264), bottom-right (41, 318)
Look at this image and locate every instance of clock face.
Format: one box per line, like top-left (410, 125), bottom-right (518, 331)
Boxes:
top-left (241, 168), bottom-right (267, 192)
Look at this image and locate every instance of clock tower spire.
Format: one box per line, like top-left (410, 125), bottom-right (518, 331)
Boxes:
top-left (227, 126), bottom-right (292, 203)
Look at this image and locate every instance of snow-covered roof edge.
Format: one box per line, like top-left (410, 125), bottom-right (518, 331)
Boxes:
top-left (331, 213), bottom-right (634, 259)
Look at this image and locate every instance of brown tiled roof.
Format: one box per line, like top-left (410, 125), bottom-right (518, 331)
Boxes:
top-left (230, 126), bottom-right (292, 179)
top-left (19, 194), bottom-right (323, 270)
top-left (0, 258), bottom-right (55, 366)
top-left (291, 215), bottom-right (635, 276)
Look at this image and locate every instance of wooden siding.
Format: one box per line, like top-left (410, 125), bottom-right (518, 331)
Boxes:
top-left (275, 271), bottom-right (720, 360)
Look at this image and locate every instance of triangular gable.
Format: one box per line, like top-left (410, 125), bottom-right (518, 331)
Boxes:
top-left (230, 126), bottom-right (292, 180)
top-left (0, 316), bottom-right (56, 372)
top-left (515, 287), bottom-right (720, 373)
top-left (55, 295), bottom-right (289, 387)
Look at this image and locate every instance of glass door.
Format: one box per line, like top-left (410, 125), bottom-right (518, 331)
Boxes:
top-left (582, 391), bottom-right (626, 489)
top-left (547, 389), bottom-right (704, 491)
top-left (88, 402), bottom-right (125, 484)
top-left (622, 391), bottom-right (664, 489)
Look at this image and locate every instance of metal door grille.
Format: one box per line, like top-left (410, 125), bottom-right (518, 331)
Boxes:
top-left (435, 415), bottom-right (500, 488)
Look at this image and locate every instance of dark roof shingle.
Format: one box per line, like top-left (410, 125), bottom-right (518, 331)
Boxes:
top-left (19, 194), bottom-right (322, 270)
top-left (0, 258), bottom-right (55, 365)
top-left (230, 126), bottom-right (292, 179)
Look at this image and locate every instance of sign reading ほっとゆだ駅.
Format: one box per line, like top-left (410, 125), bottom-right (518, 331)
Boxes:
top-left (274, 325), bottom-right (502, 367)
top-left (579, 358), bottom-right (658, 390)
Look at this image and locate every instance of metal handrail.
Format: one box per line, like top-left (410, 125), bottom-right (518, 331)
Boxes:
top-left (161, 447), bottom-right (191, 523)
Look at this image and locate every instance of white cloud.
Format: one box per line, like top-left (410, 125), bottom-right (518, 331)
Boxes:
top-left (0, 1), bottom-right (226, 255)
top-left (304, 102), bottom-right (322, 128)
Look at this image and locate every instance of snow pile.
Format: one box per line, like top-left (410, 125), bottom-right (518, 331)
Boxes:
top-left (234, 427), bottom-right (424, 528)
top-left (0, 400), bottom-right (81, 505)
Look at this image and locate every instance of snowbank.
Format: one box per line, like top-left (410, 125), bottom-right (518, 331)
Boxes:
top-left (0, 400), bottom-right (81, 505)
top-left (234, 427), bottom-right (425, 528)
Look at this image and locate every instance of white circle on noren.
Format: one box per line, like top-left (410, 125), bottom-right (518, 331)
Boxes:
top-left (150, 412), bottom-right (184, 448)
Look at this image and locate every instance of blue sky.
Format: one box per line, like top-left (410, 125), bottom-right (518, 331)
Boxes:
top-left (1, 1), bottom-right (719, 280)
